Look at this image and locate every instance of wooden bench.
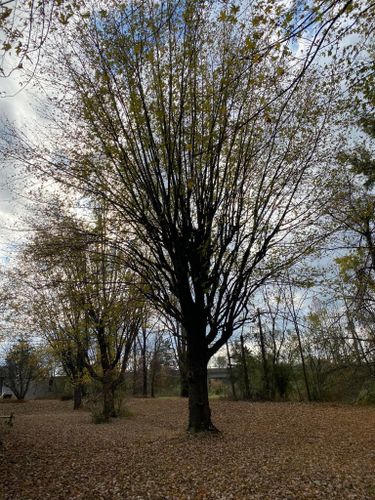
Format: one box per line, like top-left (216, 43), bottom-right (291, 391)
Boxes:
top-left (0, 413), bottom-right (14, 426)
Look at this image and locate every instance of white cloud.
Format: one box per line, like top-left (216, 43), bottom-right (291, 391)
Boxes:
top-left (0, 68), bottom-right (41, 262)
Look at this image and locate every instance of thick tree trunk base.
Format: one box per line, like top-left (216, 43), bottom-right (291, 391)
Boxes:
top-left (187, 421), bottom-right (220, 434)
top-left (187, 360), bottom-right (219, 433)
top-left (184, 318), bottom-right (219, 433)
top-left (187, 400), bottom-right (220, 433)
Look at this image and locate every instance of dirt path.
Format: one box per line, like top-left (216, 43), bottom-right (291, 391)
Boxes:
top-left (1, 398), bottom-right (374, 499)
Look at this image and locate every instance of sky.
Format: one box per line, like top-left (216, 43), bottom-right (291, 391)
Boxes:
top-left (0, 63), bottom-right (43, 264)
top-left (0, 0), bottom-right (367, 264)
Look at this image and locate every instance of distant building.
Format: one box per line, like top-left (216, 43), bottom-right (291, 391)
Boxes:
top-left (0, 370), bottom-right (67, 400)
top-left (0, 366), bottom-right (14, 398)
top-left (207, 367), bottom-right (230, 381)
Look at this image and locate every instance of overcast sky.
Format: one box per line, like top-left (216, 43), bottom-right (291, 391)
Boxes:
top-left (0, 2), bottom-right (367, 268)
top-left (0, 67), bottom-right (41, 264)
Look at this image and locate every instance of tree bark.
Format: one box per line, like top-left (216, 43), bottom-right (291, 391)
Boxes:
top-left (186, 331), bottom-right (217, 433)
top-left (102, 382), bottom-right (116, 419)
top-left (178, 326), bottom-right (189, 397)
top-left (257, 309), bottom-right (271, 400)
top-left (294, 319), bottom-right (312, 402)
top-left (240, 334), bottom-right (251, 400)
top-left (150, 356), bottom-right (156, 398)
top-left (142, 331), bottom-right (148, 397)
top-left (73, 383), bottom-right (83, 410)
top-left (132, 341), bottom-right (137, 396)
top-left (180, 369), bottom-right (189, 398)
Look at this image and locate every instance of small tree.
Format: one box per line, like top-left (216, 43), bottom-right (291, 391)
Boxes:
top-left (25, 204), bottom-right (145, 420)
top-left (4, 339), bottom-right (40, 400)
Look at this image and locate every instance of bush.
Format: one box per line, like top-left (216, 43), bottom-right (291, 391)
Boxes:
top-left (85, 392), bottom-right (107, 423)
top-left (90, 401), bottom-right (132, 423)
top-left (86, 385), bottom-right (132, 423)
top-left (113, 388), bottom-right (133, 418)
top-left (356, 380), bottom-right (375, 405)
top-left (91, 410), bottom-right (109, 424)
top-left (208, 379), bottom-right (227, 397)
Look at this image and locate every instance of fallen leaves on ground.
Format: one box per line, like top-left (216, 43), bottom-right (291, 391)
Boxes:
top-left (0, 398), bottom-right (374, 499)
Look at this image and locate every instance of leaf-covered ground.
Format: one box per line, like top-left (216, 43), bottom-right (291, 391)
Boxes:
top-left (1, 398), bottom-right (374, 499)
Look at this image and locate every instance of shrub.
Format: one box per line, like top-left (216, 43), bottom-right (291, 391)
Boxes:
top-left (356, 380), bottom-right (375, 405)
top-left (91, 410), bottom-right (109, 424)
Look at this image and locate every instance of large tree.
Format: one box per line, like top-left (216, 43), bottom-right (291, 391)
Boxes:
top-left (8, 0), bottom-right (372, 431)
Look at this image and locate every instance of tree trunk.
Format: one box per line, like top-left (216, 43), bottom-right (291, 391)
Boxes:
top-left (150, 354), bottom-right (156, 398)
top-left (142, 332), bottom-right (148, 397)
top-left (186, 332), bottom-right (217, 433)
top-left (285, 284), bottom-right (312, 402)
top-left (73, 384), bottom-right (83, 410)
top-left (240, 334), bottom-right (251, 400)
top-left (102, 383), bottom-right (116, 419)
top-left (180, 369), bottom-right (189, 398)
top-left (257, 309), bottom-right (271, 400)
top-left (226, 341), bottom-right (237, 400)
top-left (179, 326), bottom-right (189, 397)
top-left (132, 342), bottom-right (137, 396)
top-left (295, 322), bottom-right (312, 402)
top-left (142, 364), bottom-right (148, 396)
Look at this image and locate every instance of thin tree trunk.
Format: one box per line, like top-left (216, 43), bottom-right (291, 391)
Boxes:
top-left (285, 281), bottom-right (312, 402)
top-left (132, 341), bottom-right (137, 396)
top-left (150, 337), bottom-right (159, 398)
top-left (257, 309), bottom-right (270, 400)
top-left (226, 341), bottom-right (237, 399)
top-left (294, 318), bottom-right (312, 402)
top-left (142, 330), bottom-right (148, 397)
top-left (150, 354), bottom-right (155, 398)
top-left (240, 334), bottom-right (250, 400)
